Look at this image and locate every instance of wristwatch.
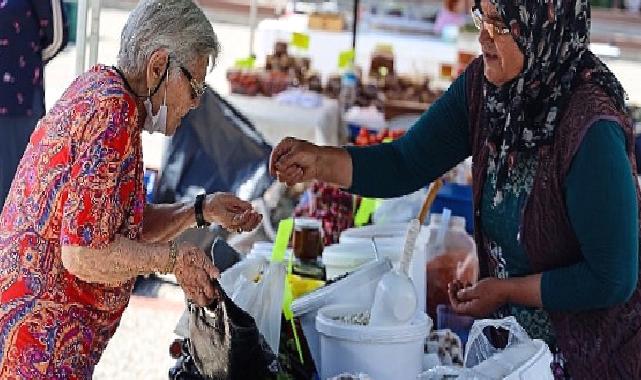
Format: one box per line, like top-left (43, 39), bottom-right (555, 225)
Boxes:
top-left (194, 193), bottom-right (211, 228)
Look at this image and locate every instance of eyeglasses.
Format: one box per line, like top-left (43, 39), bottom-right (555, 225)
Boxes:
top-left (179, 65), bottom-right (206, 99)
top-left (471, 5), bottom-right (511, 39)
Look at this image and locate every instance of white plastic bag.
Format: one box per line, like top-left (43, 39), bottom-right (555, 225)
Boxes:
top-left (418, 366), bottom-right (493, 380)
top-left (463, 316), bottom-right (530, 368)
top-left (218, 256), bottom-right (286, 354)
top-left (372, 188), bottom-right (428, 225)
top-left (419, 317), bottom-right (553, 380)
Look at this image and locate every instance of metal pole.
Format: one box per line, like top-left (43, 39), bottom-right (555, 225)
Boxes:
top-left (75, 0), bottom-right (88, 75)
top-left (352, 0), bottom-right (359, 50)
top-left (249, 0), bottom-right (258, 56)
top-left (88, 0), bottom-right (101, 66)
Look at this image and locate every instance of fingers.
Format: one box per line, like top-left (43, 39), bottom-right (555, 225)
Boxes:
top-left (176, 248), bottom-right (220, 306)
top-left (451, 299), bottom-right (477, 316)
top-left (277, 165), bottom-right (305, 187)
top-left (270, 137), bottom-right (297, 176)
top-left (204, 261), bottom-right (220, 279)
top-left (222, 194), bottom-right (252, 212)
top-left (456, 283), bottom-right (480, 302)
top-left (192, 290), bottom-right (210, 307)
top-left (448, 281), bottom-right (463, 306)
top-left (282, 165), bottom-right (303, 181)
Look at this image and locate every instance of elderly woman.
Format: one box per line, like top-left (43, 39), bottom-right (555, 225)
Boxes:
top-left (271, 0), bottom-right (641, 377)
top-left (0, 0), bottom-right (262, 377)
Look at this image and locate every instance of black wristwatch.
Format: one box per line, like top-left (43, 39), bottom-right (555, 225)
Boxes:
top-left (194, 194), bottom-right (211, 228)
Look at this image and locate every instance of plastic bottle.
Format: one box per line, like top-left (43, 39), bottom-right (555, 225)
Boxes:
top-left (340, 68), bottom-right (358, 112)
top-left (425, 213), bottom-right (478, 320)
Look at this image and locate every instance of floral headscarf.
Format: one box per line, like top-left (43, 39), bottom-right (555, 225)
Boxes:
top-left (482, 0), bottom-right (627, 195)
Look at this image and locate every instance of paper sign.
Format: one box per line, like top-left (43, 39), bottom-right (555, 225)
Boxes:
top-left (354, 197), bottom-right (378, 227)
top-left (291, 32), bottom-right (310, 50)
top-left (271, 218), bottom-right (294, 262)
top-left (234, 56), bottom-right (256, 69)
top-left (338, 49), bottom-right (355, 69)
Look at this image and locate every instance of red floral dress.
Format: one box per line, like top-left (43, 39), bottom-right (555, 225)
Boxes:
top-left (0, 65), bottom-right (145, 379)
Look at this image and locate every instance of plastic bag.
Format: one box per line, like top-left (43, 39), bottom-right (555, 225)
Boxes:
top-left (218, 256), bottom-right (286, 354)
top-left (187, 282), bottom-right (280, 379)
top-left (418, 366), bottom-right (493, 380)
top-left (463, 316), bottom-right (531, 368)
top-left (372, 188), bottom-right (428, 225)
top-left (419, 317), bottom-right (552, 380)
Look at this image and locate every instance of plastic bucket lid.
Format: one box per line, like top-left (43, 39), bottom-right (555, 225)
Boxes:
top-left (322, 243), bottom-right (401, 267)
top-left (248, 244), bottom-right (293, 261)
top-left (295, 217), bottom-right (322, 229)
top-left (340, 223), bottom-right (410, 239)
top-left (316, 304), bottom-right (431, 343)
top-left (292, 258), bottom-right (393, 317)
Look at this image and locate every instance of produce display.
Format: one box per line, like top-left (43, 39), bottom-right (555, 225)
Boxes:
top-left (228, 41), bottom-right (444, 110)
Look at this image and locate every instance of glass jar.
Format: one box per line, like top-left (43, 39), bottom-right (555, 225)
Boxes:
top-left (293, 218), bottom-right (323, 262)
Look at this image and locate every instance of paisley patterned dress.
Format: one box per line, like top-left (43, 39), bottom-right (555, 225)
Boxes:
top-left (0, 64), bottom-right (145, 379)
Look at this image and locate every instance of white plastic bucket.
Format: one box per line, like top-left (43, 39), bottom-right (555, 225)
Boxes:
top-left (316, 304), bottom-right (431, 380)
top-left (339, 223), bottom-right (409, 244)
top-left (322, 242), bottom-right (401, 280)
top-left (291, 259), bottom-right (393, 371)
top-left (338, 224), bottom-right (431, 315)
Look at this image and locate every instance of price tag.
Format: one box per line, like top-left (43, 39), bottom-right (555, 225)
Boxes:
top-left (234, 56), bottom-right (256, 69)
top-left (338, 49), bottom-right (355, 69)
top-left (271, 218), bottom-right (294, 262)
top-left (291, 32), bottom-right (310, 50)
top-left (354, 197), bottom-right (378, 227)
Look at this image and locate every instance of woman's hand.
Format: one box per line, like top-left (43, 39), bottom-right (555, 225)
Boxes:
top-left (448, 278), bottom-right (508, 318)
top-left (174, 242), bottom-right (220, 306)
top-left (203, 193), bottom-right (262, 233)
top-left (270, 137), bottom-right (322, 186)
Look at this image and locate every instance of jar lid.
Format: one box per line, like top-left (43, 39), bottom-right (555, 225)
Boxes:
top-left (295, 217), bottom-right (322, 229)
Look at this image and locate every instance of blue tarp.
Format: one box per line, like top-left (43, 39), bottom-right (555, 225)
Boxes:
top-left (153, 88), bottom-right (273, 204)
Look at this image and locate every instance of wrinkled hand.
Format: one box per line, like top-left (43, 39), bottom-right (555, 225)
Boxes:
top-left (448, 278), bottom-right (507, 318)
top-left (203, 193), bottom-right (262, 233)
top-left (269, 137), bottom-right (321, 186)
top-left (174, 242), bottom-right (220, 307)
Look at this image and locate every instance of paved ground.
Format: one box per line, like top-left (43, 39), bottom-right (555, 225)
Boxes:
top-left (93, 291), bottom-right (185, 380)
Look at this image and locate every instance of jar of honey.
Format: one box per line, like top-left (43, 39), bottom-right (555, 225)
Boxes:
top-left (293, 218), bottom-right (323, 262)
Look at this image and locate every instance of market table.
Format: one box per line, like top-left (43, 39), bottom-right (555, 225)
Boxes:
top-left (225, 94), bottom-right (343, 146)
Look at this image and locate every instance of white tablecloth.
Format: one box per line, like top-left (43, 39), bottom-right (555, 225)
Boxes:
top-left (226, 94), bottom-right (343, 146)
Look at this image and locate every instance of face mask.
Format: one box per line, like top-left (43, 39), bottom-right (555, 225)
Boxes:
top-left (143, 61), bottom-right (169, 135)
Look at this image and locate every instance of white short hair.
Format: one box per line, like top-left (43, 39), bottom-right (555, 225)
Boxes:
top-left (117, 0), bottom-right (219, 75)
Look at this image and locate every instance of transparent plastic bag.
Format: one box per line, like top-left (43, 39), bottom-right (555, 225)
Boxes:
top-left (218, 256), bottom-right (286, 354)
top-left (419, 317), bottom-right (551, 380)
top-left (463, 316), bottom-right (531, 368)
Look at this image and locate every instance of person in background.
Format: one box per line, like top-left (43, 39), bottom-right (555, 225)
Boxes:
top-left (271, 0), bottom-right (641, 377)
top-left (0, 0), bottom-right (68, 210)
top-left (433, 0), bottom-right (470, 35)
top-left (0, 0), bottom-right (262, 377)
